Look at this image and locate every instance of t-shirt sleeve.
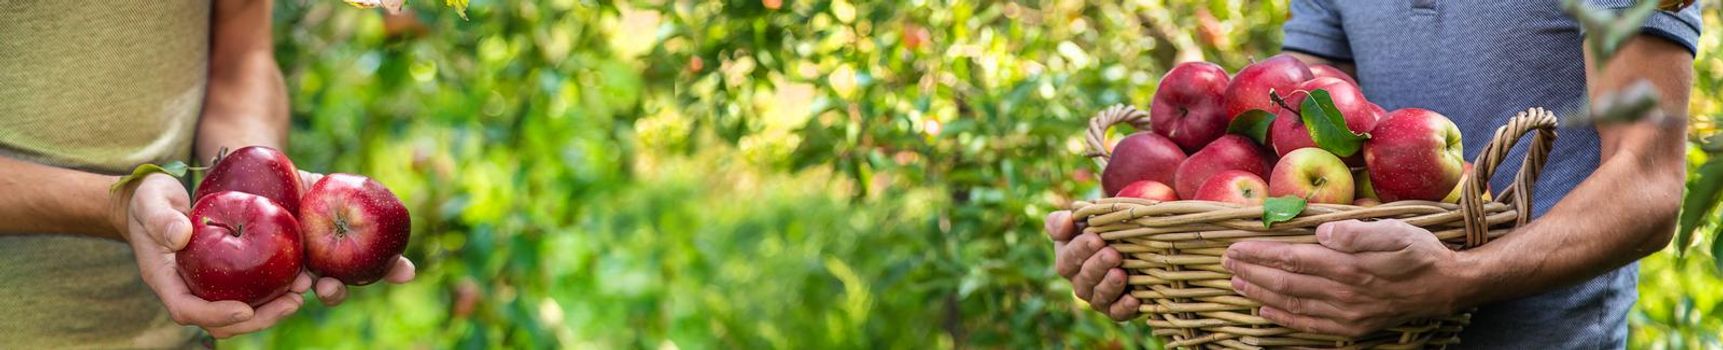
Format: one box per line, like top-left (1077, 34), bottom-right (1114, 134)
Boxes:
top-left (1282, 0), bottom-right (1353, 62)
top-left (1584, 1), bottom-right (1704, 55)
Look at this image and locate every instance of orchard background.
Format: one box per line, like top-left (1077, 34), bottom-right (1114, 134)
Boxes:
top-left (232, 0), bottom-right (1721, 348)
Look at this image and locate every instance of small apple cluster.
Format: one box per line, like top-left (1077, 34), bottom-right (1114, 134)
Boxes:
top-left (178, 146), bottom-right (411, 307)
top-left (1103, 54), bottom-right (1482, 207)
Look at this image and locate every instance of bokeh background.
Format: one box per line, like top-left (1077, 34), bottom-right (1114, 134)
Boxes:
top-left (231, 0), bottom-right (1721, 348)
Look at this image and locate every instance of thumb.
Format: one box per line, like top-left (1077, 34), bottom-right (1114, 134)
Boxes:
top-left (1045, 210), bottom-right (1076, 242)
top-left (135, 175), bottom-right (194, 250)
top-left (1316, 219), bottom-right (1416, 253)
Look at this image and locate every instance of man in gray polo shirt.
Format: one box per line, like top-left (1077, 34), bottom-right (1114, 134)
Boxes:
top-left (1046, 1), bottom-right (1701, 348)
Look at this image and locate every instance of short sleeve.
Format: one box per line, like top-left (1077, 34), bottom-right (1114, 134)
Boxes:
top-left (1282, 0), bottom-right (1353, 62)
top-left (1585, 1), bottom-right (1704, 55)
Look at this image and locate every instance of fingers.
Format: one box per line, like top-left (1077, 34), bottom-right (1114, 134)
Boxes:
top-left (1071, 247), bottom-right (1121, 300)
top-left (1056, 234), bottom-right (1104, 278)
top-left (1232, 277), bottom-right (1353, 320)
top-left (1106, 295), bottom-right (1142, 321)
top-left (1045, 210), bottom-right (1076, 242)
top-left (131, 242), bottom-right (253, 328)
top-left (1225, 258), bottom-right (1352, 300)
top-left (1088, 268), bottom-right (1129, 311)
top-left (1259, 305), bottom-right (1369, 337)
top-left (384, 256), bottom-right (417, 284)
top-left (315, 278), bottom-right (349, 306)
top-left (1316, 220), bottom-right (1417, 253)
top-left (291, 272), bottom-right (314, 294)
top-left (1226, 241), bottom-right (1368, 285)
top-left (206, 293), bottom-right (305, 339)
top-left (131, 175), bottom-right (193, 250)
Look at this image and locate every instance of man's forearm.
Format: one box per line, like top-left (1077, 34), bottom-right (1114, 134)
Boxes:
top-left (0, 155), bottom-right (122, 239)
top-left (197, 0), bottom-right (289, 162)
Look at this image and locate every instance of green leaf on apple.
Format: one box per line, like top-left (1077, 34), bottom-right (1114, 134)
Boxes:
top-left (1227, 109), bottom-right (1276, 145)
top-left (1262, 196), bottom-right (1306, 228)
top-left (1300, 89), bottom-right (1367, 157)
top-left (1675, 159), bottom-right (1723, 257)
top-left (109, 161), bottom-right (191, 194)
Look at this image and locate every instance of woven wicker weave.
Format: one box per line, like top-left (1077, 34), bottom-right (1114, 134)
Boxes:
top-left (1070, 105), bottom-right (1558, 349)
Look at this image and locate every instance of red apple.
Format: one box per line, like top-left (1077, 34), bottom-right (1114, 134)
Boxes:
top-left (1174, 135), bottom-right (1271, 199)
top-left (1102, 132), bottom-right (1187, 196)
top-left (1223, 54), bottom-right (1314, 120)
top-left (1365, 108), bottom-right (1466, 202)
top-left (1117, 180), bottom-right (1178, 201)
top-left (1150, 61), bottom-right (1232, 152)
top-left (1270, 77), bottom-right (1382, 165)
top-left (1309, 64), bottom-right (1359, 88)
top-left (1194, 170), bottom-right (1268, 205)
top-left (178, 191), bottom-right (304, 307)
top-left (300, 174), bottom-right (411, 285)
top-left (194, 146), bottom-right (304, 214)
top-left (1268, 148), bottom-right (1354, 204)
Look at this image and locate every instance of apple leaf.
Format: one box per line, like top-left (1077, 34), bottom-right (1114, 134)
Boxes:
top-left (1300, 89), bottom-right (1367, 157)
top-left (1675, 159), bottom-right (1723, 257)
top-left (109, 161), bottom-right (191, 194)
top-left (1227, 109), bottom-right (1276, 145)
top-left (1262, 196), bottom-right (1307, 228)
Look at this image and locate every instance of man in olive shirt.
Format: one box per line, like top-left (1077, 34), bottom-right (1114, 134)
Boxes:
top-left (0, 1), bottom-right (413, 347)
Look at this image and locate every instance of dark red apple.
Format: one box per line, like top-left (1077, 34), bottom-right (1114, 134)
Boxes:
top-left (1309, 64), bottom-right (1359, 88)
top-left (1223, 54), bottom-right (1314, 121)
top-left (1150, 61), bottom-right (1232, 152)
top-left (1364, 108), bottom-right (1466, 202)
top-left (1173, 135), bottom-right (1271, 199)
top-left (178, 191), bottom-right (304, 307)
top-left (194, 146), bottom-right (303, 214)
top-left (300, 174), bottom-right (411, 285)
top-left (1102, 132), bottom-right (1187, 196)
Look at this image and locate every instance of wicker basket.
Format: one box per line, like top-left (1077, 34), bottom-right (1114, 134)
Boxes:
top-left (1070, 105), bottom-right (1558, 349)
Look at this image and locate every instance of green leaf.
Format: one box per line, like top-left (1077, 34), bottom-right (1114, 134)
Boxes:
top-left (1675, 160), bottom-right (1723, 257)
top-left (446, 0), bottom-right (470, 20)
top-left (1262, 196), bottom-right (1307, 228)
top-left (1227, 109), bottom-right (1276, 144)
top-left (1300, 89), bottom-right (1367, 157)
top-left (109, 161), bottom-right (191, 194)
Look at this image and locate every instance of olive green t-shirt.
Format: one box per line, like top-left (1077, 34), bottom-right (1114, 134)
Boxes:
top-left (0, 1), bottom-right (208, 348)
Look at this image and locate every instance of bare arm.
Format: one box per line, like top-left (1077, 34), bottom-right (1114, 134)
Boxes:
top-left (1458, 35), bottom-right (1689, 302)
top-left (199, 0), bottom-right (290, 159)
top-left (0, 157), bottom-right (126, 238)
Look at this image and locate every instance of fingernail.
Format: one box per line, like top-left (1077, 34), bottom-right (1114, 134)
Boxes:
top-left (1231, 277), bottom-right (1243, 290)
top-left (1222, 256), bottom-right (1233, 270)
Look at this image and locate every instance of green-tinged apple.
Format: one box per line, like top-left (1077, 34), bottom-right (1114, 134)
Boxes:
top-left (178, 191), bottom-right (303, 307)
top-left (300, 174), bottom-right (411, 285)
top-left (1194, 170), bottom-right (1268, 205)
top-left (1365, 108), bottom-right (1466, 202)
top-left (1102, 132), bottom-right (1187, 196)
top-left (1353, 168), bottom-right (1378, 201)
top-left (1151, 62), bottom-right (1232, 152)
top-left (1223, 54), bottom-right (1313, 120)
top-left (1268, 148), bottom-right (1355, 204)
top-left (1174, 135), bottom-right (1271, 199)
top-left (1442, 162), bottom-right (1495, 203)
top-left (1117, 180), bottom-right (1179, 201)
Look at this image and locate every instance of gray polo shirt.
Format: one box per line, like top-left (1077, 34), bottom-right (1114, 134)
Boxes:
top-left (1282, 1), bottom-right (1702, 348)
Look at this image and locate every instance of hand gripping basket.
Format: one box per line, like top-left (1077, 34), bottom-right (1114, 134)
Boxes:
top-left (1069, 105), bottom-right (1558, 349)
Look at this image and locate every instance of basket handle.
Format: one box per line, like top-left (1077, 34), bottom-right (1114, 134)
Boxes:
top-left (1459, 108), bottom-right (1559, 248)
top-left (1082, 104), bottom-right (1154, 169)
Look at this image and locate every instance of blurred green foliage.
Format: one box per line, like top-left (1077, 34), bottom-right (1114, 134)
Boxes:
top-left (228, 0), bottom-right (1721, 349)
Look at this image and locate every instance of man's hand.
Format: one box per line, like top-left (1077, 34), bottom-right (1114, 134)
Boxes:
top-left (295, 171), bottom-right (417, 307)
top-left (1045, 210), bottom-right (1140, 321)
top-left (1224, 219), bottom-right (1468, 336)
top-left (112, 173), bottom-right (310, 338)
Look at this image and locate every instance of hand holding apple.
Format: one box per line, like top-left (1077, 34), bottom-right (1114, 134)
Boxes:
top-left (294, 171), bottom-right (417, 306)
top-left (112, 173), bottom-right (310, 338)
top-left (300, 173), bottom-right (413, 286)
top-left (179, 191), bottom-right (305, 307)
